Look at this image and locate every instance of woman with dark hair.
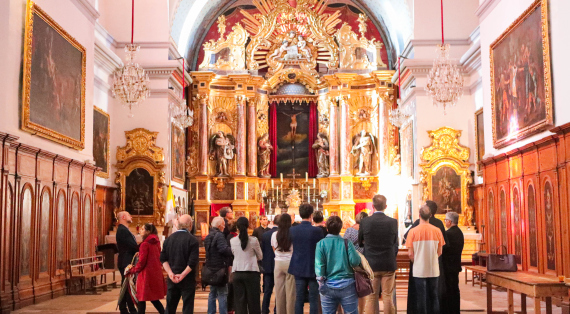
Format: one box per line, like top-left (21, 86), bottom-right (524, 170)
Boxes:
top-left (230, 217), bottom-right (263, 314)
top-left (315, 216), bottom-right (361, 314)
top-left (127, 223), bottom-right (167, 314)
top-left (271, 213), bottom-right (296, 314)
top-left (312, 210), bottom-right (328, 236)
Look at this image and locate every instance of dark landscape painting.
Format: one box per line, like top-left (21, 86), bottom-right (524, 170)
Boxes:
top-left (275, 103), bottom-right (310, 176)
top-left (22, 4), bottom-right (85, 149)
top-left (491, 0), bottom-right (552, 148)
top-left (171, 124), bottom-right (186, 183)
top-left (432, 166), bottom-right (462, 214)
top-left (93, 108), bottom-right (110, 177)
top-left (125, 168), bottom-right (154, 216)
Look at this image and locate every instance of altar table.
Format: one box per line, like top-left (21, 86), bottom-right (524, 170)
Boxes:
top-left (486, 271), bottom-right (567, 314)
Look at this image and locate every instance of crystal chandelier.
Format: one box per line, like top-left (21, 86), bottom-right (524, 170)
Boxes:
top-left (112, 0), bottom-right (150, 118)
top-left (425, 0), bottom-right (464, 113)
top-left (389, 57), bottom-right (410, 128)
top-left (170, 57), bottom-right (193, 128)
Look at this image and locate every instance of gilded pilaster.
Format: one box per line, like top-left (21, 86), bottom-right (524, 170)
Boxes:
top-left (236, 95), bottom-right (247, 176)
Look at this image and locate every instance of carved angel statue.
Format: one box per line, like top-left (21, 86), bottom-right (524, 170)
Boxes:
top-left (269, 40), bottom-right (289, 60)
top-left (209, 131), bottom-right (236, 177)
top-left (258, 133), bottom-right (273, 178)
top-left (312, 133), bottom-right (329, 178)
top-left (351, 130), bottom-right (376, 176)
top-left (297, 36), bottom-right (311, 59)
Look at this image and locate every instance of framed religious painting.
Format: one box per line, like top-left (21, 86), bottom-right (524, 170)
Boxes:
top-left (171, 124), bottom-right (186, 184)
top-left (21, 1), bottom-right (86, 150)
top-left (490, 0), bottom-right (553, 148)
top-left (93, 107), bottom-right (110, 178)
top-left (474, 108), bottom-right (485, 175)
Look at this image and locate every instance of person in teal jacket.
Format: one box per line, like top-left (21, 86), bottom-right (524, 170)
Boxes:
top-left (315, 216), bottom-right (361, 314)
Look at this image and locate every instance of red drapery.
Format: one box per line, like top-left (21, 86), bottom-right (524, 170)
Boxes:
top-left (355, 202), bottom-right (373, 215)
top-left (269, 102), bottom-right (278, 177)
top-left (210, 203), bottom-right (232, 218)
top-left (308, 101), bottom-right (318, 178)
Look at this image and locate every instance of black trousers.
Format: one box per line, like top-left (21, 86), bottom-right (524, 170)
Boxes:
top-left (233, 271), bottom-right (261, 314)
top-left (138, 300), bottom-right (165, 314)
top-left (119, 268), bottom-right (137, 314)
top-left (261, 273), bottom-right (275, 314)
top-left (441, 271), bottom-right (460, 314)
top-left (166, 276), bottom-right (196, 314)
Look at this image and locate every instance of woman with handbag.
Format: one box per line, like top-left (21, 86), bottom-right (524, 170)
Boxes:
top-left (126, 223), bottom-right (167, 314)
top-left (271, 213), bottom-right (296, 314)
top-left (204, 217), bottom-right (233, 314)
top-left (230, 217), bottom-right (263, 314)
top-left (315, 216), bottom-right (362, 314)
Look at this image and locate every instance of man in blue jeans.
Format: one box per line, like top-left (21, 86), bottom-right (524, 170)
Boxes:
top-left (405, 205), bottom-right (446, 314)
top-left (288, 204), bottom-right (324, 314)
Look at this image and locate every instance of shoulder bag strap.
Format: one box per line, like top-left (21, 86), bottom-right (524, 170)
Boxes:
top-left (343, 238), bottom-right (351, 267)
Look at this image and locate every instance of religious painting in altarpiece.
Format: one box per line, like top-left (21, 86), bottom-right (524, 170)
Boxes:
top-left (275, 103), bottom-right (310, 176)
top-left (171, 123), bottom-right (186, 184)
top-left (490, 0), bottom-right (553, 148)
top-left (21, 1), bottom-right (86, 150)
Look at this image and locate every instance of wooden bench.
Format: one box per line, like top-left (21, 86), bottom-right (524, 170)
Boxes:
top-left (465, 265), bottom-right (487, 289)
top-left (486, 271), bottom-right (567, 314)
top-left (68, 256), bottom-right (117, 294)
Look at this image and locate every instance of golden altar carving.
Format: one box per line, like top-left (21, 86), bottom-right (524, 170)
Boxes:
top-left (419, 127), bottom-right (472, 225)
top-left (115, 128), bottom-right (166, 226)
top-left (335, 21), bottom-right (386, 70)
top-left (199, 17), bottom-right (249, 71)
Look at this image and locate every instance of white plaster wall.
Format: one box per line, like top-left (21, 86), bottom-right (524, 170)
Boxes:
top-left (480, 0), bottom-right (570, 156)
top-left (0, 0), bottom-right (96, 163)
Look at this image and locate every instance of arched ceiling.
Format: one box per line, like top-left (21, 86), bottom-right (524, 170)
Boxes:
top-left (170, 0), bottom-right (412, 70)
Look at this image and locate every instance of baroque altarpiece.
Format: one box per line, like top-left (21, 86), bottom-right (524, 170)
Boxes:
top-left (186, 0), bottom-right (401, 233)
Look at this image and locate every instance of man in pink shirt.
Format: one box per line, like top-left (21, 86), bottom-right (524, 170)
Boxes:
top-left (406, 205), bottom-right (446, 314)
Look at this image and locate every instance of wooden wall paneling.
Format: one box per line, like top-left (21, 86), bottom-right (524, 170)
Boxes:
top-left (486, 184), bottom-right (497, 254)
top-left (563, 164), bottom-right (570, 278)
top-left (524, 175), bottom-right (539, 271)
top-left (510, 179), bottom-right (525, 269)
top-left (539, 171), bottom-right (559, 275)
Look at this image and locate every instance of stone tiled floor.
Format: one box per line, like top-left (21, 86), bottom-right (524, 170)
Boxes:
top-left (11, 270), bottom-right (563, 313)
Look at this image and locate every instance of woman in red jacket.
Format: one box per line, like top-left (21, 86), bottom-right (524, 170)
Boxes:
top-left (128, 223), bottom-right (167, 314)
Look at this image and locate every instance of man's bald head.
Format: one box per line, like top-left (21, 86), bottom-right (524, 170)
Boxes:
top-left (117, 211), bottom-right (132, 224)
top-left (178, 214), bottom-right (193, 231)
top-left (419, 205), bottom-right (431, 221)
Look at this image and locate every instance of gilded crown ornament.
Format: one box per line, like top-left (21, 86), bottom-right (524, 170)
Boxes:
top-left (112, 0), bottom-right (150, 118)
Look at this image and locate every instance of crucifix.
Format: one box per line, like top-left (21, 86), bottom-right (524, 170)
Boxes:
top-left (286, 169), bottom-right (300, 188)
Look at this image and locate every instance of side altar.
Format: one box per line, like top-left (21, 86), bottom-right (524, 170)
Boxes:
top-left (185, 0), bottom-right (402, 235)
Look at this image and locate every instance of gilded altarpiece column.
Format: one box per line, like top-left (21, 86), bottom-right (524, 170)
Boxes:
top-left (236, 96), bottom-right (247, 176)
top-left (198, 95), bottom-right (210, 176)
top-left (339, 96), bottom-right (350, 176)
top-left (328, 97), bottom-right (339, 176)
top-left (247, 100), bottom-right (257, 177)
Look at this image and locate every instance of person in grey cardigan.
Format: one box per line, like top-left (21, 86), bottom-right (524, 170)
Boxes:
top-left (230, 217), bottom-right (263, 314)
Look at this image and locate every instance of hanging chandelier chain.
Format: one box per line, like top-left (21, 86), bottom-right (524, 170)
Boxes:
top-left (441, 0), bottom-right (444, 45)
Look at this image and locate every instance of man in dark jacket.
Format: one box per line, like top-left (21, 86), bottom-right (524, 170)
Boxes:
top-left (289, 204), bottom-right (324, 314)
top-left (403, 200), bottom-right (449, 314)
top-left (161, 214), bottom-right (200, 314)
top-left (441, 212), bottom-right (464, 314)
top-left (261, 215), bottom-right (280, 314)
top-left (220, 207), bottom-right (234, 238)
top-left (358, 195), bottom-right (398, 314)
top-left (253, 215), bottom-right (270, 242)
top-left (204, 217), bottom-right (233, 314)
top-left (116, 211), bottom-right (138, 314)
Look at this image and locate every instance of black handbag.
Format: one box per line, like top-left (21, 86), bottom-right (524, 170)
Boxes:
top-left (487, 245), bottom-right (517, 272)
top-left (344, 239), bottom-right (373, 298)
top-left (201, 234), bottom-right (228, 286)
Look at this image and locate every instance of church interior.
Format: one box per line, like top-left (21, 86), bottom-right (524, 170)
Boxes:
top-left (1, 0), bottom-right (570, 312)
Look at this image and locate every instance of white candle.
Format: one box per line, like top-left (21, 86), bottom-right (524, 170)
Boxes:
top-left (280, 173), bottom-right (283, 182)
top-left (305, 172), bottom-right (308, 182)
top-left (307, 186), bottom-right (310, 203)
top-left (313, 178), bottom-right (316, 188)
top-left (271, 180), bottom-right (274, 188)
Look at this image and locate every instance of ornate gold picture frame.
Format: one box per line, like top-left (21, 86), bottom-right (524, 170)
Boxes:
top-left (93, 107), bottom-right (110, 178)
top-left (21, 1), bottom-right (86, 150)
top-left (490, 0), bottom-right (553, 148)
top-left (115, 129), bottom-right (166, 226)
top-left (171, 123), bottom-right (186, 184)
top-left (474, 108), bottom-right (484, 175)
top-left (420, 127), bottom-right (472, 224)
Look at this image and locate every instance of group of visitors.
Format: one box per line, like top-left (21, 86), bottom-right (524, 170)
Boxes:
top-left (115, 193), bottom-right (464, 314)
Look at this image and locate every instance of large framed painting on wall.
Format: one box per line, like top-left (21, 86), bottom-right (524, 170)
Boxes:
top-left (93, 107), bottom-right (110, 178)
top-left (171, 124), bottom-right (186, 184)
top-left (490, 0), bottom-right (553, 148)
top-left (21, 1), bottom-right (86, 150)
top-left (474, 109), bottom-right (485, 175)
